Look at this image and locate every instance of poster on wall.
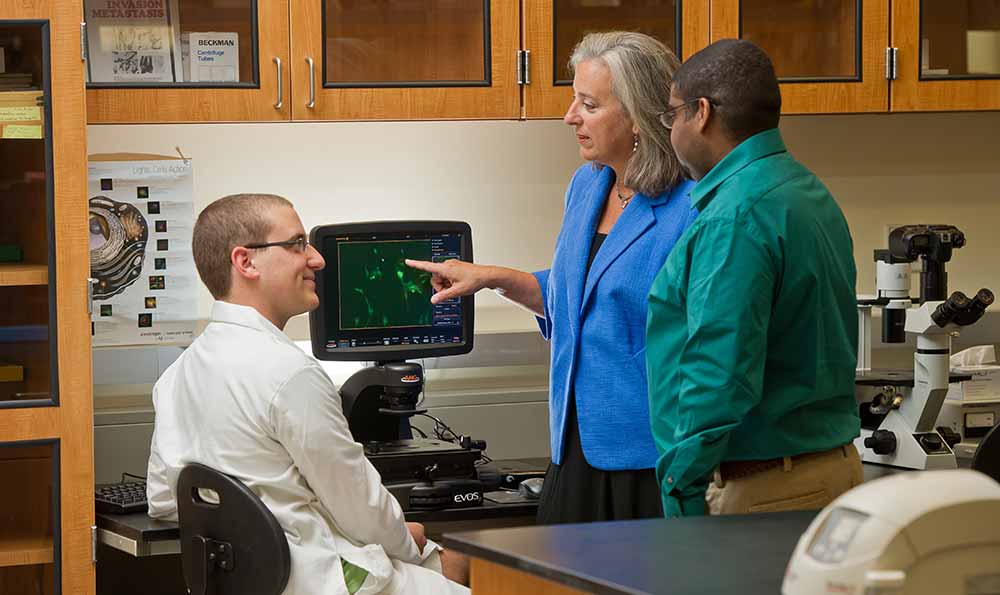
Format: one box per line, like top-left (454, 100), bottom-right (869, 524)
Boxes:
top-left (88, 154), bottom-right (197, 347)
top-left (84, 0), bottom-right (183, 83)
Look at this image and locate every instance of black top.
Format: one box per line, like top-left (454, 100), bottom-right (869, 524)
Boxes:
top-left (587, 232), bottom-right (608, 274)
top-left (444, 510), bottom-right (818, 595)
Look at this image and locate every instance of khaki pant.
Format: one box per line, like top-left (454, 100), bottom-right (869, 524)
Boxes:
top-left (705, 444), bottom-right (863, 515)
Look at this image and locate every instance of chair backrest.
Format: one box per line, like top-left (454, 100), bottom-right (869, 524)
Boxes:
top-left (972, 424), bottom-right (1000, 484)
top-left (177, 463), bottom-right (290, 595)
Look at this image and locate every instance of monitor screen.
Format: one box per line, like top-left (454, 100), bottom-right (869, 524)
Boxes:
top-left (309, 221), bottom-right (474, 361)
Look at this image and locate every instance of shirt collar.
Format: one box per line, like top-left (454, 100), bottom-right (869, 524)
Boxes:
top-left (210, 300), bottom-right (295, 348)
top-left (689, 128), bottom-right (788, 211)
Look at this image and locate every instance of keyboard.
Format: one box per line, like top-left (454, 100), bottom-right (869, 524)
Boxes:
top-left (95, 481), bottom-right (148, 515)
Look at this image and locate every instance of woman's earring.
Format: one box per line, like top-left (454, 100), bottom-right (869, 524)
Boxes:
top-left (632, 135), bottom-right (639, 154)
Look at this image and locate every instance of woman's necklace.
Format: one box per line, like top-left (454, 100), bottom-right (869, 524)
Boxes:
top-left (616, 179), bottom-right (635, 209)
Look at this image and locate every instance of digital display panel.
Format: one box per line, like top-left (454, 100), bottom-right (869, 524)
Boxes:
top-left (309, 222), bottom-right (473, 361)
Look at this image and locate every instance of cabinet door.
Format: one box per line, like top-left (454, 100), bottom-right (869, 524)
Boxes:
top-left (891, 0), bottom-right (1000, 111)
top-left (291, 0), bottom-right (519, 120)
top-left (0, 2), bottom-right (93, 594)
top-left (0, 21), bottom-right (57, 408)
top-left (712, 0), bottom-right (889, 113)
top-left (523, 0), bottom-right (710, 119)
top-left (85, 0), bottom-right (290, 123)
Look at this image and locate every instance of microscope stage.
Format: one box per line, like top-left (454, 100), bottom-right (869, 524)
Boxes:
top-left (856, 368), bottom-right (972, 387)
top-left (363, 438), bottom-right (481, 482)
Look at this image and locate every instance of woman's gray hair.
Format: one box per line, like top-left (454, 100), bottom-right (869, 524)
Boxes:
top-left (569, 31), bottom-right (684, 197)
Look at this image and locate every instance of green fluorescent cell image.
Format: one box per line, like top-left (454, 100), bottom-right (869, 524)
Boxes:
top-left (339, 240), bottom-right (434, 329)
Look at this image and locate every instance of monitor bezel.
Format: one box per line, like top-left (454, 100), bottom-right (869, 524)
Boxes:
top-left (309, 220), bottom-right (475, 362)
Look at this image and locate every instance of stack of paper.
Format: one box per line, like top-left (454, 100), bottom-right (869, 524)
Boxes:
top-left (0, 91), bottom-right (44, 139)
top-left (0, 73), bottom-right (34, 90)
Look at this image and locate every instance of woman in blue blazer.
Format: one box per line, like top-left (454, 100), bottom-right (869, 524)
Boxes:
top-left (407, 32), bottom-right (696, 524)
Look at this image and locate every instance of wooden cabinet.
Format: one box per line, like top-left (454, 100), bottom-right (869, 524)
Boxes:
top-left (0, 1), bottom-right (94, 594)
top-left (712, 0), bottom-right (1000, 113)
top-left (712, 0), bottom-right (888, 114)
top-left (523, 0), bottom-right (710, 118)
top-left (85, 0), bottom-right (710, 122)
top-left (891, 0), bottom-right (1000, 111)
top-left (84, 0), bottom-right (1000, 121)
top-left (290, 0), bottom-right (520, 121)
top-left (85, 0), bottom-right (290, 123)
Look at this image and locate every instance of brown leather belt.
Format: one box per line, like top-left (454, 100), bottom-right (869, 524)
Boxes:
top-left (719, 445), bottom-right (847, 481)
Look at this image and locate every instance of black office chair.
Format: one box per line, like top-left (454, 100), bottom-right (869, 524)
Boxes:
top-left (972, 424), bottom-right (1000, 484)
top-left (177, 463), bottom-right (290, 595)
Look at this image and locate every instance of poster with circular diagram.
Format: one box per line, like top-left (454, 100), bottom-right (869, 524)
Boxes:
top-left (88, 156), bottom-right (197, 346)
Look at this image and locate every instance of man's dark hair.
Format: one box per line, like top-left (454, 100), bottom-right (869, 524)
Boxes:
top-left (673, 39), bottom-right (781, 143)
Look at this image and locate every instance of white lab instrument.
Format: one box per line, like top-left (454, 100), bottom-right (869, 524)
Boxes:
top-left (855, 225), bottom-right (993, 470)
top-left (782, 469), bottom-right (1000, 595)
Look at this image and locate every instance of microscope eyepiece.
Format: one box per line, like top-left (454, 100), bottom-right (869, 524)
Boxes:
top-left (931, 291), bottom-right (969, 327)
top-left (932, 288), bottom-right (994, 327)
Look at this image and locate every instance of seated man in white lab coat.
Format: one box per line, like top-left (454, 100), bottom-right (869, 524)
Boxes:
top-left (146, 193), bottom-right (469, 595)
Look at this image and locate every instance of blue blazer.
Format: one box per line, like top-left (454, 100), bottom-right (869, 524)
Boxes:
top-left (534, 164), bottom-right (696, 470)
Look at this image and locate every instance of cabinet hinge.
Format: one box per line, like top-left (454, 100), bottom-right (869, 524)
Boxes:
top-left (87, 278), bottom-right (97, 315)
top-left (517, 50), bottom-right (531, 85)
top-left (80, 22), bottom-right (88, 62)
top-left (885, 47), bottom-right (898, 80)
top-left (91, 525), bottom-right (97, 563)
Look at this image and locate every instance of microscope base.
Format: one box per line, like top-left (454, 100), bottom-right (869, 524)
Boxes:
top-left (859, 413), bottom-right (958, 470)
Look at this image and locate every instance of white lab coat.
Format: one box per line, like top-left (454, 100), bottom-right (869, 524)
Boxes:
top-left (147, 301), bottom-right (468, 595)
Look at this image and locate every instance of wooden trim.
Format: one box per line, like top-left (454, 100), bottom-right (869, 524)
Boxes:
top-left (0, 0), bottom-right (49, 18)
top-left (470, 558), bottom-right (588, 595)
top-left (521, 0), bottom-right (559, 118)
top-left (0, 265), bottom-right (48, 286)
top-left (711, 0), bottom-right (889, 114)
top-left (51, 2), bottom-right (96, 593)
top-left (0, 535), bottom-right (53, 568)
top-left (710, 0), bottom-right (740, 39)
top-left (683, 0), bottom-right (712, 59)
top-left (0, 408), bottom-right (58, 442)
top-left (86, 0), bottom-right (291, 123)
top-left (891, 0), bottom-right (1000, 111)
top-left (292, 0), bottom-right (520, 120)
top-left (524, 0), bottom-right (711, 119)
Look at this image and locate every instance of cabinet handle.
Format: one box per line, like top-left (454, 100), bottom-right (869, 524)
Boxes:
top-left (306, 57), bottom-right (316, 108)
top-left (273, 57), bottom-right (283, 109)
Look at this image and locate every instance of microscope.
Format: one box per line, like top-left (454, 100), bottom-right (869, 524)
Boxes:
top-left (338, 361), bottom-right (489, 511)
top-left (309, 220), bottom-right (493, 510)
top-left (857, 225), bottom-right (994, 470)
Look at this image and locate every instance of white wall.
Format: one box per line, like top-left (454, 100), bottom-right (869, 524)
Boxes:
top-left (86, 111), bottom-right (1000, 339)
top-left (87, 119), bottom-right (583, 336)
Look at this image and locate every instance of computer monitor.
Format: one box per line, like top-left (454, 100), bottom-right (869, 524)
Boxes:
top-left (309, 220), bottom-right (474, 362)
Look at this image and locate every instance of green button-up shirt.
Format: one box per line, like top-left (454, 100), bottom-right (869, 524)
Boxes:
top-left (646, 128), bottom-right (860, 517)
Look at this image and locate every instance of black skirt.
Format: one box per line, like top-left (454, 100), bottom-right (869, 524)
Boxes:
top-left (535, 395), bottom-right (663, 524)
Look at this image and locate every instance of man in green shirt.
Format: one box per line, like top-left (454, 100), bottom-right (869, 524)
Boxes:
top-left (646, 39), bottom-right (862, 518)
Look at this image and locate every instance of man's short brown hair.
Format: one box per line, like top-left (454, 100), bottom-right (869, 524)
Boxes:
top-left (192, 193), bottom-right (293, 299)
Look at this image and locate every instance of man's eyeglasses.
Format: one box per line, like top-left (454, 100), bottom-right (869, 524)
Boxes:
top-left (245, 236), bottom-right (310, 253)
top-left (657, 97), bottom-right (717, 130)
